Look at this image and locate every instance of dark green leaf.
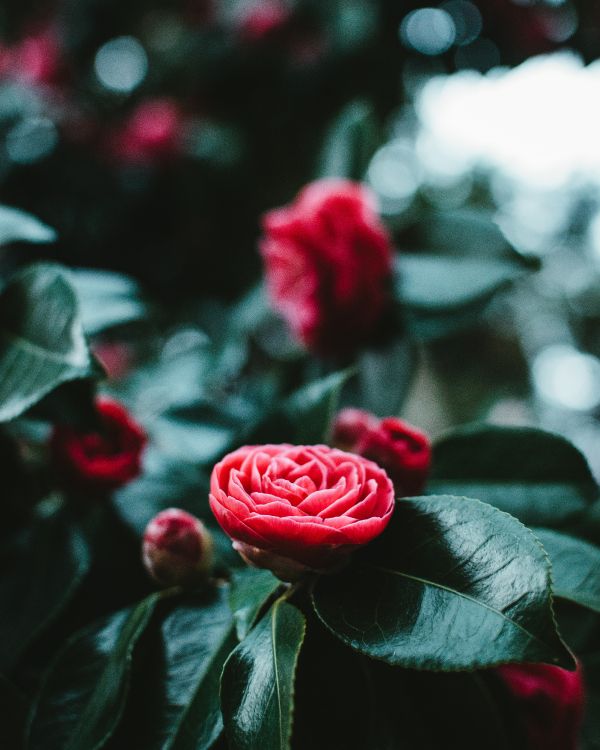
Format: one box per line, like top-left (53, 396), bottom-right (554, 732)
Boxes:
top-left (27, 594), bottom-right (160, 750)
top-left (295, 609), bottom-right (522, 750)
top-left (160, 589), bottom-right (236, 750)
top-left (317, 100), bottom-right (381, 180)
top-left (0, 204), bottom-right (56, 245)
top-left (0, 674), bottom-right (27, 750)
top-left (0, 507), bottom-right (90, 672)
top-left (71, 269), bottom-right (151, 336)
top-left (221, 599), bottom-right (306, 750)
top-left (396, 254), bottom-right (523, 313)
top-left (534, 528), bottom-right (600, 613)
top-left (283, 369), bottom-right (353, 444)
top-left (114, 587), bottom-right (237, 750)
top-left (430, 425), bottom-right (598, 527)
top-left (313, 495), bottom-right (573, 671)
top-left (229, 568), bottom-right (282, 641)
top-left (0, 264), bottom-right (96, 422)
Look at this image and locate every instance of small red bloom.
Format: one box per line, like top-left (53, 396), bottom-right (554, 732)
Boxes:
top-left (497, 662), bottom-right (585, 750)
top-left (143, 508), bottom-right (214, 587)
top-left (236, 1), bottom-right (291, 42)
top-left (332, 408), bottom-right (430, 496)
top-left (51, 397), bottom-right (146, 493)
top-left (108, 99), bottom-right (183, 164)
top-left (260, 179), bottom-right (393, 355)
top-left (209, 444), bottom-right (394, 579)
top-left (0, 27), bottom-right (62, 86)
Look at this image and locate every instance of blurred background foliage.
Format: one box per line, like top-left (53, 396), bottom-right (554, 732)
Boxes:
top-left (1, 0), bottom-right (599, 475)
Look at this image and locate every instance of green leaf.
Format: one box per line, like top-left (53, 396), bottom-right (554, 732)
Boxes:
top-left (316, 100), bottom-right (381, 180)
top-left (0, 204), bottom-right (56, 245)
top-left (350, 336), bottom-right (416, 417)
top-left (0, 507), bottom-right (90, 672)
top-left (534, 528), bottom-right (600, 613)
top-left (221, 599), bottom-right (306, 750)
top-left (0, 674), bottom-right (27, 750)
top-left (430, 424), bottom-right (598, 527)
top-left (27, 594), bottom-right (160, 750)
top-left (0, 263), bottom-right (96, 422)
top-left (70, 269), bottom-right (150, 336)
top-left (229, 568), bottom-right (282, 641)
top-left (114, 587), bottom-right (237, 750)
top-left (396, 254), bottom-right (523, 312)
top-left (283, 368), bottom-right (354, 444)
top-left (312, 496), bottom-right (573, 671)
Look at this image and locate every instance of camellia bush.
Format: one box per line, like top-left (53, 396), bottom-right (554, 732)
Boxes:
top-left (1, 176), bottom-right (600, 750)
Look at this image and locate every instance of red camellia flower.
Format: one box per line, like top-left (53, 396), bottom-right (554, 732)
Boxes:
top-left (143, 508), bottom-right (214, 587)
top-left (332, 408), bottom-right (431, 496)
top-left (51, 397), bottom-right (146, 493)
top-left (497, 663), bottom-right (585, 750)
top-left (260, 179), bottom-right (393, 355)
top-left (209, 444), bottom-right (394, 580)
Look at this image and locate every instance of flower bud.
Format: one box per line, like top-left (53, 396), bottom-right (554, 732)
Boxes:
top-left (332, 409), bottom-right (431, 497)
top-left (142, 508), bottom-right (214, 587)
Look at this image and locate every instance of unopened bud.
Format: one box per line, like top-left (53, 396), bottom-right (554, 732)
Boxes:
top-left (142, 508), bottom-right (214, 587)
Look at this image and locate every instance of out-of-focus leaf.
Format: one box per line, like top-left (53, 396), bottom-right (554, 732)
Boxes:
top-left (313, 496), bottom-right (573, 671)
top-left (283, 369), bottom-right (354, 443)
top-left (221, 599), bottom-right (306, 750)
top-left (229, 568), bottom-right (282, 641)
top-left (0, 264), bottom-right (96, 422)
top-left (430, 425), bottom-right (598, 527)
top-left (70, 269), bottom-right (151, 336)
top-left (317, 100), bottom-right (381, 180)
top-left (27, 594), bottom-right (160, 750)
top-left (0, 204), bottom-right (56, 245)
top-left (396, 254), bottom-right (524, 312)
top-left (350, 336), bottom-right (416, 417)
top-left (534, 528), bottom-right (600, 613)
top-left (0, 507), bottom-right (90, 673)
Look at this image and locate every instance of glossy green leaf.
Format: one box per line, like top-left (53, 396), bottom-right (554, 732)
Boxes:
top-left (71, 269), bottom-right (150, 335)
top-left (221, 599), bottom-right (306, 750)
top-left (430, 425), bottom-right (598, 527)
top-left (283, 368), bottom-right (354, 444)
top-left (396, 254), bottom-right (523, 312)
top-left (0, 204), bottom-right (56, 245)
top-left (0, 264), bottom-right (96, 422)
top-left (28, 594), bottom-right (160, 750)
top-left (114, 587), bottom-right (237, 750)
top-left (313, 496), bottom-right (573, 671)
top-left (229, 568), bottom-right (282, 640)
top-left (0, 507), bottom-right (90, 672)
top-left (534, 528), bottom-right (600, 613)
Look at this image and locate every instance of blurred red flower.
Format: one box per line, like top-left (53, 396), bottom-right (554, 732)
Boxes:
top-left (260, 179), bottom-right (393, 355)
top-left (51, 397), bottom-right (146, 493)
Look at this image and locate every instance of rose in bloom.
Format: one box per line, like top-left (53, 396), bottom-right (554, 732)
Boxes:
top-left (143, 508), bottom-right (214, 587)
top-left (497, 663), bottom-right (585, 750)
top-left (260, 179), bottom-right (393, 355)
top-left (51, 397), bottom-right (146, 493)
top-left (209, 444), bottom-right (394, 580)
top-left (332, 408), bottom-right (430, 496)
